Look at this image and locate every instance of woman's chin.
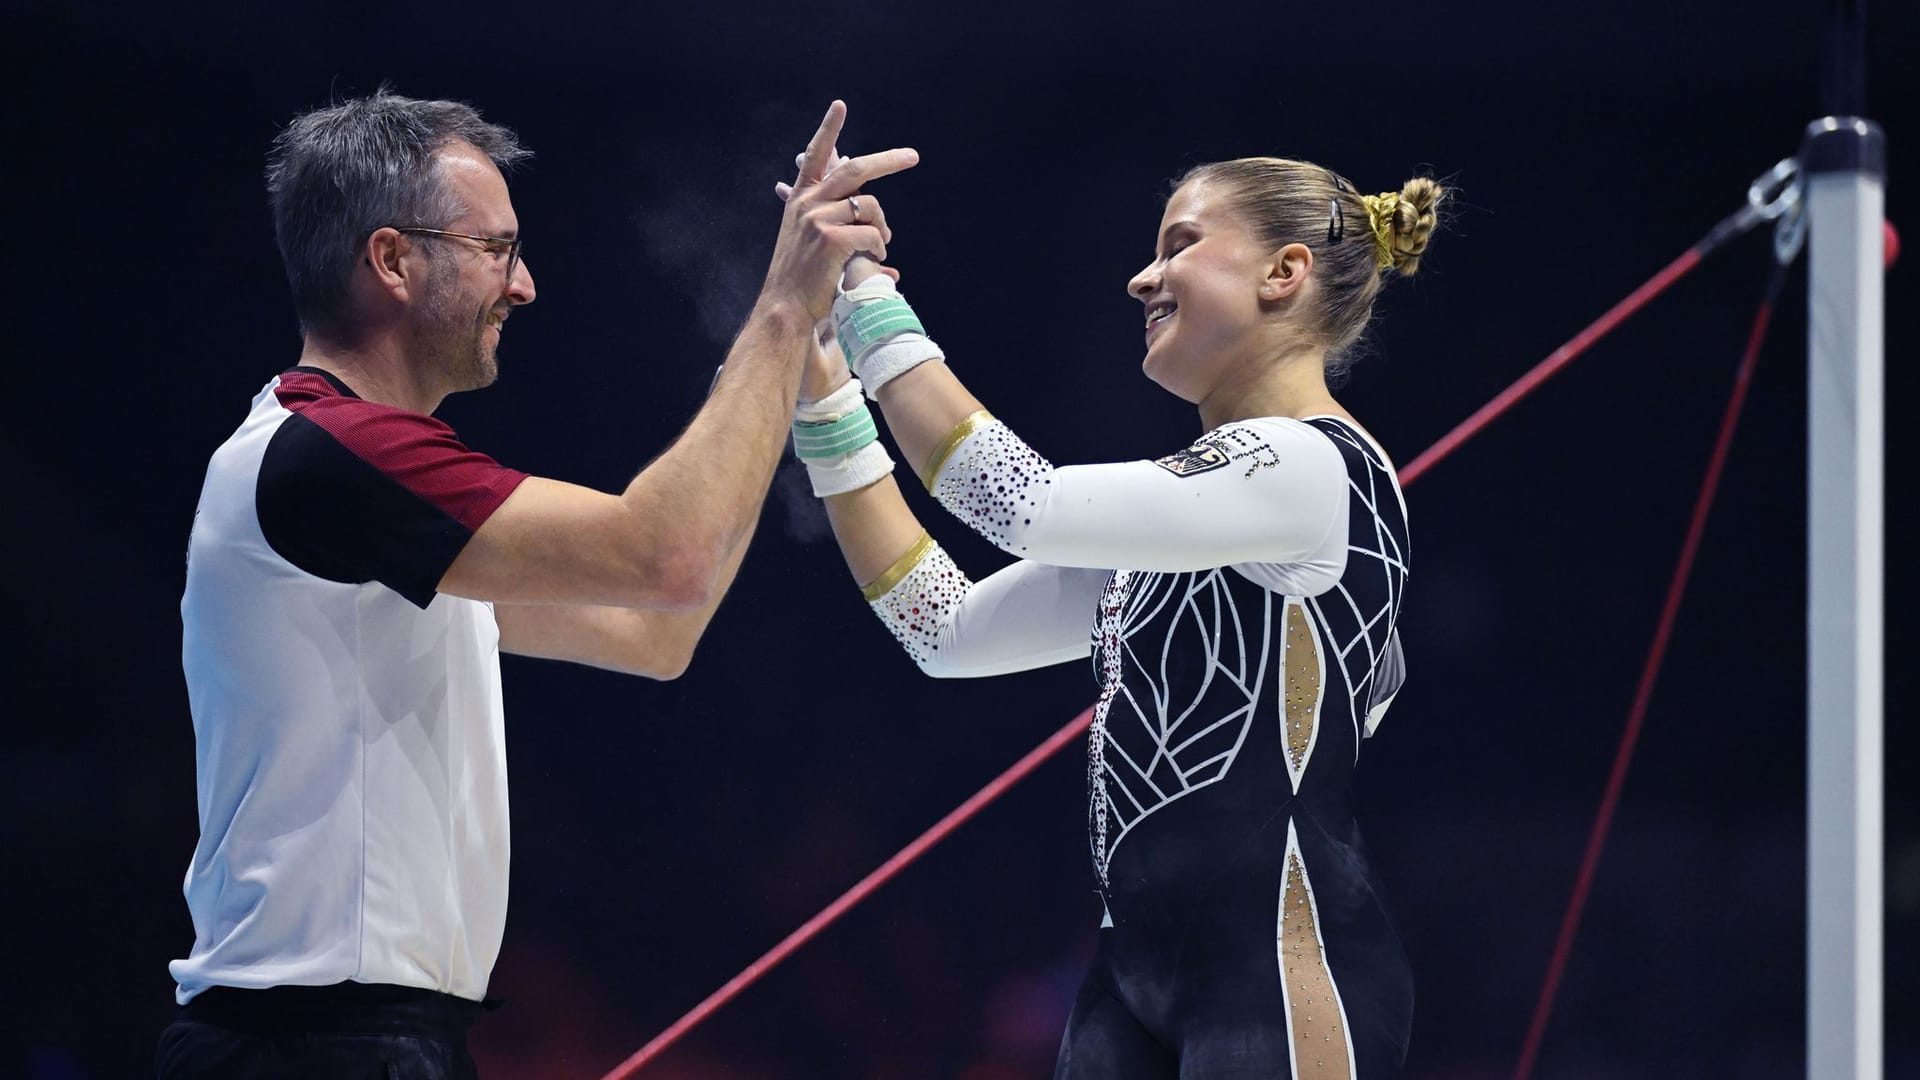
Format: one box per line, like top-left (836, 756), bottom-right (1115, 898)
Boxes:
top-left (1140, 348), bottom-right (1199, 403)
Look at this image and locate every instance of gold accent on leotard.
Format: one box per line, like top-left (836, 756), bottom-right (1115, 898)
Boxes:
top-left (861, 530), bottom-right (935, 602)
top-left (1284, 604), bottom-right (1322, 771)
top-left (1282, 851), bottom-right (1353, 1079)
top-left (920, 410), bottom-right (994, 492)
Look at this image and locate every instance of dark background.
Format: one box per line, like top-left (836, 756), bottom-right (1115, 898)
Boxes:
top-left (5, 2), bottom-right (1915, 1077)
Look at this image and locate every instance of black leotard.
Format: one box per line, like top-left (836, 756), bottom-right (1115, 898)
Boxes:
top-left (865, 413), bottom-right (1413, 1078)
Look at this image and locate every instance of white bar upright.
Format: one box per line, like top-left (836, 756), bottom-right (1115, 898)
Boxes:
top-left (1804, 114), bottom-right (1885, 1080)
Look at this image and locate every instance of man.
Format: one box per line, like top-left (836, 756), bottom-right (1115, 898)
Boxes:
top-left (161, 90), bottom-right (914, 1078)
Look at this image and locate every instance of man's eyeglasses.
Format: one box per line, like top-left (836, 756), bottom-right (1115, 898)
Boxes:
top-left (393, 227), bottom-right (523, 284)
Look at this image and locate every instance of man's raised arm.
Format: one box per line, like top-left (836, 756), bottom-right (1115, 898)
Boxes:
top-left (439, 101), bottom-right (917, 613)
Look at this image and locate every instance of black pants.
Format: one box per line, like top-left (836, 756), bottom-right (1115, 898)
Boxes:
top-left (156, 983), bottom-right (486, 1080)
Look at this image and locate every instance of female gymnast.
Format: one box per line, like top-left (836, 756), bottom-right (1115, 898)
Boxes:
top-left (787, 155), bottom-right (1441, 1078)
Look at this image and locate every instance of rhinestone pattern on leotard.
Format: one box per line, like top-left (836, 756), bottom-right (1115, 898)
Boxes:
top-left (927, 414), bottom-right (1054, 554)
top-left (864, 539), bottom-right (969, 668)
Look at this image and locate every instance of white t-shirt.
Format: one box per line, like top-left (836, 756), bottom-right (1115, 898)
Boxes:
top-left (174, 368), bottom-right (528, 1005)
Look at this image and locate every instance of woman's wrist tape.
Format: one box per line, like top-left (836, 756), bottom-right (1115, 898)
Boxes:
top-left (832, 273), bottom-right (945, 397)
top-left (794, 377), bottom-right (895, 496)
top-left (792, 407), bottom-right (877, 459)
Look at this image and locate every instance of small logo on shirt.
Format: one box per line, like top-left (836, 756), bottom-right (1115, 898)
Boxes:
top-left (1153, 440), bottom-right (1229, 477)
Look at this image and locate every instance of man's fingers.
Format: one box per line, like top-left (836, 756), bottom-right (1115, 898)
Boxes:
top-left (830, 225), bottom-right (887, 263)
top-left (780, 148), bottom-right (844, 202)
top-left (797, 101), bottom-right (848, 186)
top-left (794, 149), bottom-right (847, 177)
top-left (813, 147), bottom-right (920, 198)
top-left (814, 196), bottom-right (892, 246)
top-left (782, 150), bottom-right (839, 204)
top-left (839, 196), bottom-right (892, 245)
top-left (857, 198), bottom-right (891, 245)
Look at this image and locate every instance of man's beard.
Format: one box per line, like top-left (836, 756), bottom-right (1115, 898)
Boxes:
top-left (413, 256), bottom-right (497, 393)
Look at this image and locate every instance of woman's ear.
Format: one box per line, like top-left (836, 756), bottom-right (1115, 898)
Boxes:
top-left (1263, 242), bottom-right (1314, 301)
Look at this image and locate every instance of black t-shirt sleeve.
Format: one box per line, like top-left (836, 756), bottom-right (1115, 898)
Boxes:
top-left (256, 402), bottom-right (528, 609)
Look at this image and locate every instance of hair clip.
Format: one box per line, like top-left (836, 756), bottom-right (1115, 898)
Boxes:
top-left (1328, 197), bottom-right (1345, 243)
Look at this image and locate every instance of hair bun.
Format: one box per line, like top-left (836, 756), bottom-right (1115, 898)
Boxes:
top-left (1387, 176), bottom-right (1444, 275)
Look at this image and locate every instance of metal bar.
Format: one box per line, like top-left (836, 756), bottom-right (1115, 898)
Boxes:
top-left (1803, 114), bottom-right (1885, 1080)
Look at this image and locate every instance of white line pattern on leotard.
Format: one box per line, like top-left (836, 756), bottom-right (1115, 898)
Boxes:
top-left (1087, 419), bottom-right (1409, 882)
top-left (1302, 421), bottom-right (1408, 756)
top-left (1089, 568), bottom-right (1273, 883)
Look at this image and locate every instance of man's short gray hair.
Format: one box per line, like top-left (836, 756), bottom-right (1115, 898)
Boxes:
top-left (266, 88), bottom-right (531, 342)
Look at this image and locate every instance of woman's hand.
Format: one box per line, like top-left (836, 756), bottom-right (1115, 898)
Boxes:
top-left (840, 252), bottom-right (891, 292)
top-left (799, 318), bottom-right (853, 405)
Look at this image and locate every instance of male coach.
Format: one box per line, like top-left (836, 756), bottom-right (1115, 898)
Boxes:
top-left (161, 90), bottom-right (913, 1078)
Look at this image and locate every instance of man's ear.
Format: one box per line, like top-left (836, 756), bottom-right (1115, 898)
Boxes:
top-left (1260, 242), bottom-right (1314, 301)
top-left (364, 226), bottom-right (414, 303)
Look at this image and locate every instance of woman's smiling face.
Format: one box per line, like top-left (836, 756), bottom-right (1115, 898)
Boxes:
top-left (1127, 180), bottom-right (1282, 403)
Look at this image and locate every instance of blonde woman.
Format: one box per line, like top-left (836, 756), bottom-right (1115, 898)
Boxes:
top-left (788, 155), bottom-right (1440, 1078)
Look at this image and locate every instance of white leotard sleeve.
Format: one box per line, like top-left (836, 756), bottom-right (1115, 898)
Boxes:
top-left (865, 415), bottom-right (1352, 677)
top-left (864, 538), bottom-right (1108, 678)
top-left (924, 413), bottom-right (1349, 593)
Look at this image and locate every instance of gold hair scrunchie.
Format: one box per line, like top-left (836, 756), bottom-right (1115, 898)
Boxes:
top-left (1359, 192), bottom-right (1400, 271)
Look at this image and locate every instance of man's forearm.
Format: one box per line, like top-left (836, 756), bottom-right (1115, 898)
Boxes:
top-left (617, 296), bottom-right (811, 592)
top-left (624, 489), bottom-right (762, 672)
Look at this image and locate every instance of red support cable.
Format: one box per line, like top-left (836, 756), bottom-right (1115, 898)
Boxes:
top-left (1509, 273), bottom-right (1782, 1080)
top-left (601, 710), bottom-right (1093, 1080)
top-left (601, 216), bottom-right (1770, 1080)
top-left (1399, 247), bottom-right (1701, 486)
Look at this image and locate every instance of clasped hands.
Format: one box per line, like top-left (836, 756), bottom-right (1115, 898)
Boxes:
top-left (771, 102), bottom-right (907, 403)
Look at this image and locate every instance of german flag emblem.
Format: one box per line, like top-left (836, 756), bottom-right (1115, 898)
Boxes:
top-left (1153, 440), bottom-right (1229, 477)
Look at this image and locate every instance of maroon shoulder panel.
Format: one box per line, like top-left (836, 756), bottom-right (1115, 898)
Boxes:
top-left (272, 370), bottom-right (527, 532)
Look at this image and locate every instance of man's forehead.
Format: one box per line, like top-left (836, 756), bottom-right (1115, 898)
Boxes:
top-left (435, 143), bottom-right (515, 226)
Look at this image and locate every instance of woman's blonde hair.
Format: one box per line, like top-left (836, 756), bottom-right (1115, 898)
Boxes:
top-left (1176, 158), bottom-right (1444, 372)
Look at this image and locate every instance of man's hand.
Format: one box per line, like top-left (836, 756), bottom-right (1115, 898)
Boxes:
top-left (778, 154), bottom-right (900, 292)
top-left (762, 101), bottom-right (918, 321)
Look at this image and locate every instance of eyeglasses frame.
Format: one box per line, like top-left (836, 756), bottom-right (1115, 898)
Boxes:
top-left (389, 226), bottom-right (523, 285)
